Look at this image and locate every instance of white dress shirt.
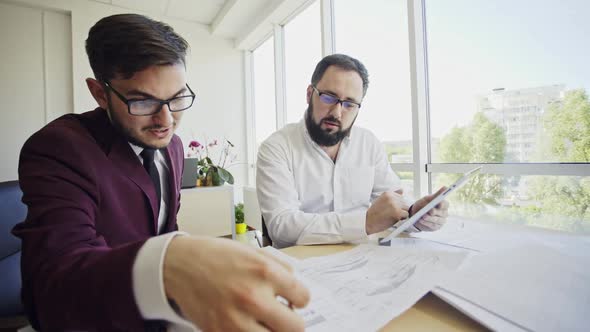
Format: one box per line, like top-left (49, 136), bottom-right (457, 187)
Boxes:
top-left (129, 144), bottom-right (170, 233)
top-left (256, 120), bottom-right (403, 248)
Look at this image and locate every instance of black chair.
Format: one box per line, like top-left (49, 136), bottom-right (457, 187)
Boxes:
top-left (0, 181), bottom-right (28, 329)
top-left (261, 216), bottom-right (273, 247)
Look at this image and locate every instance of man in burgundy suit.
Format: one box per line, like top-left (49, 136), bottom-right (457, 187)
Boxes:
top-left (12, 14), bottom-right (308, 331)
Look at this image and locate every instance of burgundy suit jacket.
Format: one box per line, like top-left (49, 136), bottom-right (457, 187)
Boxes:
top-left (12, 108), bottom-right (184, 331)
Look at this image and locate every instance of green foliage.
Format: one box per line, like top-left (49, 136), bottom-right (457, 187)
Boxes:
top-left (526, 175), bottom-right (590, 231)
top-left (191, 139), bottom-right (236, 186)
top-left (526, 89), bottom-right (590, 231)
top-left (470, 112), bottom-right (506, 162)
top-left (235, 203), bottom-right (244, 224)
top-left (436, 90), bottom-right (590, 234)
top-left (385, 144), bottom-right (412, 155)
top-left (216, 167), bottom-right (235, 185)
top-left (385, 143), bottom-right (412, 163)
top-left (197, 159), bottom-right (235, 186)
top-left (396, 171), bottom-right (413, 180)
top-left (543, 89), bottom-right (590, 162)
top-left (439, 112), bottom-right (506, 164)
top-left (439, 127), bottom-right (471, 162)
top-left (437, 112), bottom-right (506, 204)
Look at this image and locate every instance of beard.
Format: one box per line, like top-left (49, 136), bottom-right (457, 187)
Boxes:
top-left (304, 103), bottom-right (355, 147)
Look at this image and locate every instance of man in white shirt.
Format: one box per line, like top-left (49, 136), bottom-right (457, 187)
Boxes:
top-left (13, 13), bottom-right (308, 331)
top-left (257, 54), bottom-right (449, 248)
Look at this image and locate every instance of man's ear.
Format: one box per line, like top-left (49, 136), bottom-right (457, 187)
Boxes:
top-left (86, 78), bottom-right (108, 109)
top-left (306, 85), bottom-right (313, 104)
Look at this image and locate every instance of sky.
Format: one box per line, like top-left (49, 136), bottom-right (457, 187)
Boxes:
top-left (254, 0), bottom-right (590, 143)
top-left (426, 0), bottom-right (590, 139)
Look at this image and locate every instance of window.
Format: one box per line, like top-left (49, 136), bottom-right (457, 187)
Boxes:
top-left (334, 0), bottom-right (413, 163)
top-left (433, 173), bottom-right (590, 233)
top-left (245, 0), bottom-right (590, 234)
top-left (284, 0), bottom-right (322, 125)
top-left (253, 37), bottom-right (276, 146)
top-left (425, 0), bottom-right (590, 233)
top-left (426, 0), bottom-right (590, 164)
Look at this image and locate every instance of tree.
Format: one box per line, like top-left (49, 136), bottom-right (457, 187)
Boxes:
top-left (437, 112), bottom-right (506, 204)
top-left (438, 127), bottom-right (471, 163)
top-left (525, 89), bottom-right (590, 232)
top-left (470, 112), bottom-right (506, 163)
top-left (543, 89), bottom-right (590, 162)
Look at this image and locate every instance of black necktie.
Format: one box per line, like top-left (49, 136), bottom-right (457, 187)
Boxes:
top-left (140, 149), bottom-right (161, 210)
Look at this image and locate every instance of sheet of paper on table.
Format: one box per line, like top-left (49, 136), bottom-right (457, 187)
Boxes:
top-left (436, 242), bottom-right (590, 332)
top-left (411, 217), bottom-right (590, 331)
top-left (265, 244), bottom-right (468, 331)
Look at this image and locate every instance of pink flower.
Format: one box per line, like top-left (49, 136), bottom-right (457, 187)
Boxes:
top-left (189, 140), bottom-right (201, 148)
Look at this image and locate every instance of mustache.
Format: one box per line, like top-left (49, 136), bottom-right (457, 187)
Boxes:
top-left (320, 117), bottom-right (341, 127)
top-left (143, 123), bottom-right (174, 131)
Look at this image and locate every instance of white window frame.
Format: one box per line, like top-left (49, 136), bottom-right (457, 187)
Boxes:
top-left (320, 0), bottom-right (335, 56)
top-left (243, 49), bottom-right (256, 185)
top-left (273, 24), bottom-right (288, 130)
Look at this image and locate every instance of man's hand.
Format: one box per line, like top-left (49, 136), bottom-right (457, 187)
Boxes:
top-left (164, 236), bottom-right (310, 332)
top-left (365, 190), bottom-right (409, 235)
top-left (410, 187), bottom-right (450, 231)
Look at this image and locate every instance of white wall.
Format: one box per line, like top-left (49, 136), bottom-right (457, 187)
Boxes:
top-left (1, 0), bottom-right (248, 191)
top-left (0, 3), bottom-right (72, 181)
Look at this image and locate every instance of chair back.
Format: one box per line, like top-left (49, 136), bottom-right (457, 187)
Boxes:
top-left (0, 180), bottom-right (26, 317)
top-left (261, 216), bottom-right (273, 247)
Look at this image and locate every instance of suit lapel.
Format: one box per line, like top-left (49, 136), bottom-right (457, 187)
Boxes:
top-left (108, 139), bottom-right (160, 234)
top-left (81, 108), bottom-right (177, 234)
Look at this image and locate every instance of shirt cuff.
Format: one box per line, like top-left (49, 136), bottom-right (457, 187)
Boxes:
top-left (132, 231), bottom-right (196, 330)
top-left (339, 210), bottom-right (369, 242)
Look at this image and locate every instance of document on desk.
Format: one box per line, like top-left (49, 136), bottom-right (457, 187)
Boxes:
top-left (436, 243), bottom-right (590, 332)
top-left (266, 245), bottom-right (468, 331)
top-left (412, 216), bottom-right (530, 253)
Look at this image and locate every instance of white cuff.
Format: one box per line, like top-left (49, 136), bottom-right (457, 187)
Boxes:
top-left (132, 231), bottom-right (196, 331)
top-left (340, 210), bottom-right (369, 242)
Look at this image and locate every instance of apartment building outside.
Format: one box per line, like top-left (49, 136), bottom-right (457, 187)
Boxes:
top-left (477, 85), bottom-right (565, 162)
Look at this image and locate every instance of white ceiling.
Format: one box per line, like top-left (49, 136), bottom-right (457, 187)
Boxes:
top-left (87, 0), bottom-right (313, 48)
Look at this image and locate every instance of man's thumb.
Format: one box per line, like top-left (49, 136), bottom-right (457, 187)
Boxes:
top-left (430, 186), bottom-right (446, 199)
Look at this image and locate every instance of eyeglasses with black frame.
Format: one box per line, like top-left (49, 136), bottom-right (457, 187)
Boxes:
top-left (312, 85), bottom-right (361, 111)
top-left (103, 81), bottom-right (196, 116)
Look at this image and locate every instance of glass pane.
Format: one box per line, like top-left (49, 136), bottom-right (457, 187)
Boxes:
top-left (334, 0), bottom-right (413, 162)
top-left (284, 0), bottom-right (322, 125)
top-left (433, 173), bottom-right (590, 234)
top-left (253, 37), bottom-right (276, 146)
top-left (426, 0), bottom-right (590, 163)
top-left (394, 171), bottom-right (414, 199)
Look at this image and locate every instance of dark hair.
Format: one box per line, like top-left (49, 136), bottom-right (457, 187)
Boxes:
top-left (85, 14), bottom-right (189, 82)
top-left (311, 54), bottom-right (369, 96)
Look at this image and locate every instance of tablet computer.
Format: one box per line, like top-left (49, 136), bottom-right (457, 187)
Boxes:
top-left (379, 166), bottom-right (482, 244)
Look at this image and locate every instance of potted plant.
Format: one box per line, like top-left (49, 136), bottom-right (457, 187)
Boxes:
top-left (188, 138), bottom-right (236, 186)
top-left (235, 203), bottom-right (247, 234)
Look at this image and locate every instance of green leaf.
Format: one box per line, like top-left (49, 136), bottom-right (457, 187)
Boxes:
top-left (217, 167), bottom-right (234, 185)
top-left (207, 167), bottom-right (223, 186)
top-left (235, 203), bottom-right (244, 223)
